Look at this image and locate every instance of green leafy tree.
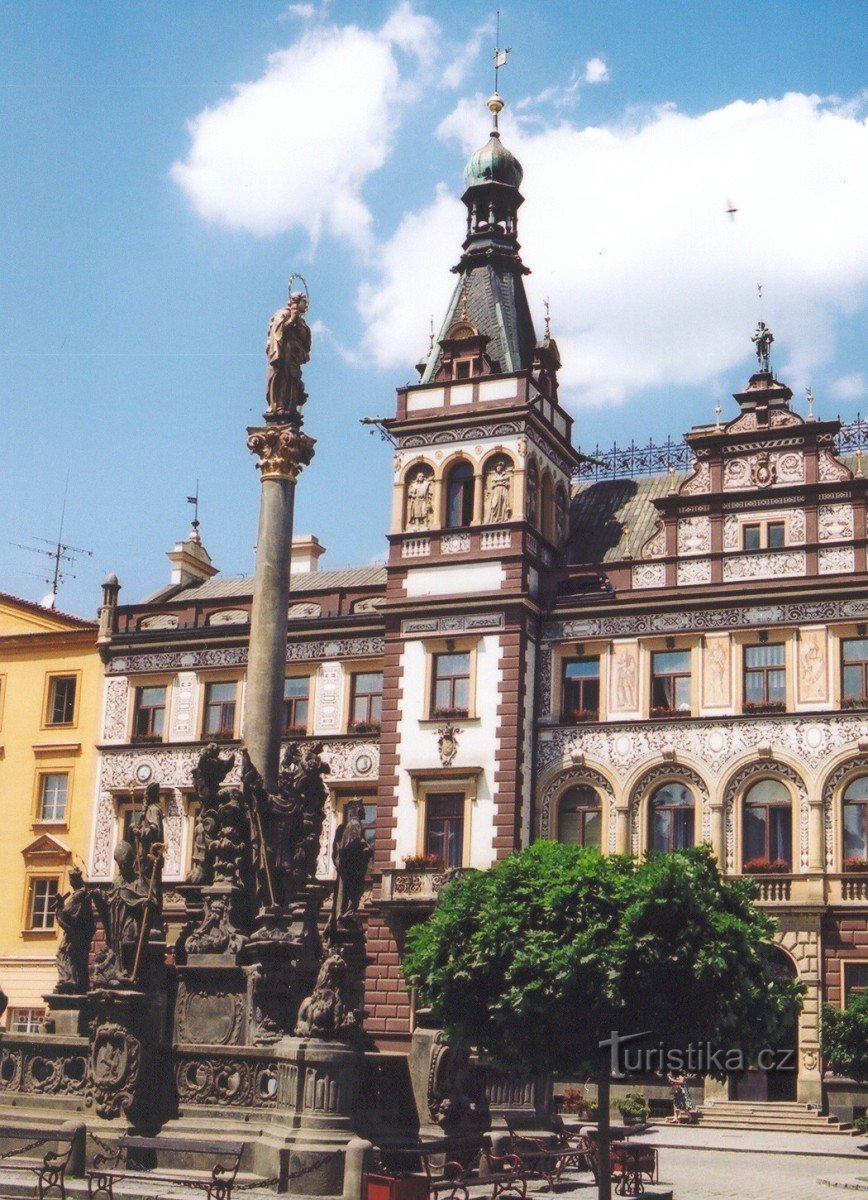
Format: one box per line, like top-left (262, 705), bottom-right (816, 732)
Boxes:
top-left (405, 843), bottom-right (801, 1200)
top-left (822, 992), bottom-right (868, 1081)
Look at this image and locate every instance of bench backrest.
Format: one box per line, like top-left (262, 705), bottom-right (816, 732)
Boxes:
top-left (117, 1135), bottom-right (245, 1158)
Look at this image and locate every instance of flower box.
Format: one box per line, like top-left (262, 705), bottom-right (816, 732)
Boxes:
top-left (349, 721), bottom-right (381, 735)
top-left (432, 708), bottom-right (469, 720)
top-left (843, 857), bottom-right (868, 873)
top-left (402, 853), bottom-right (443, 870)
top-left (742, 701), bottom-right (786, 715)
top-left (842, 698), bottom-right (868, 711)
top-left (743, 858), bottom-right (791, 875)
top-left (567, 709), bottom-right (598, 724)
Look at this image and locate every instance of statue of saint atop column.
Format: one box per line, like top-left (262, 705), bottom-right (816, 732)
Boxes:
top-left (752, 321), bottom-right (774, 373)
top-left (266, 289), bottom-right (312, 418)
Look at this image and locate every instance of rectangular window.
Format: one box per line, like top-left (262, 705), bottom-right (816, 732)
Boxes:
top-left (743, 524), bottom-right (761, 551)
top-left (432, 652), bottom-right (470, 717)
top-left (46, 676), bottom-right (76, 726)
top-left (842, 639), bottom-right (868, 705)
top-left (768, 521), bottom-right (786, 549)
top-left (349, 672), bottom-right (383, 731)
top-left (843, 962), bottom-right (868, 1007)
top-left (38, 773), bottom-right (69, 822)
top-left (650, 650), bottom-right (692, 715)
top-left (425, 793), bottom-right (464, 869)
top-left (744, 644), bottom-right (786, 708)
top-left (203, 681), bottom-right (236, 739)
top-left (28, 878), bottom-right (59, 930)
top-left (132, 685), bottom-right (167, 743)
top-left (8, 1008), bottom-right (46, 1033)
top-left (561, 657), bottom-right (600, 722)
top-left (284, 677), bottom-right (310, 735)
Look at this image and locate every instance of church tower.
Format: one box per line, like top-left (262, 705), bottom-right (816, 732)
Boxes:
top-left (369, 93), bottom-right (581, 1044)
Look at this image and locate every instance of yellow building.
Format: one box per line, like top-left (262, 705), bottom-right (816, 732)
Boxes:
top-left (0, 591), bottom-right (101, 1028)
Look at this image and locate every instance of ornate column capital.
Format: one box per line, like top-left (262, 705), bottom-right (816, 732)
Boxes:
top-left (247, 423), bottom-right (316, 482)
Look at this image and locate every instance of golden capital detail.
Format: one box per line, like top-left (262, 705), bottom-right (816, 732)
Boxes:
top-left (247, 424), bottom-right (316, 481)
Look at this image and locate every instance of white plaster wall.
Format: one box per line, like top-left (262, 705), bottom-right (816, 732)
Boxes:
top-left (392, 633), bottom-right (504, 869)
top-left (403, 562), bottom-right (505, 598)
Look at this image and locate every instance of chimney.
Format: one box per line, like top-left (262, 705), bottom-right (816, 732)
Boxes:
top-left (291, 535), bottom-right (326, 574)
top-left (97, 572), bottom-right (121, 651)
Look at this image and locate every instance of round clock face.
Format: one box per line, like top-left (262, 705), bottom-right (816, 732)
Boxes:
top-left (134, 762), bottom-right (153, 784)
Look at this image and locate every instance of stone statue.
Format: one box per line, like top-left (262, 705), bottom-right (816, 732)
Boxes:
top-left (92, 841), bottom-right (162, 989)
top-left (187, 743), bottom-right (235, 885)
top-left (53, 868), bottom-right (95, 994)
top-left (133, 784), bottom-right (164, 903)
top-left (266, 291), bottom-right (311, 417)
top-left (211, 788), bottom-right (251, 890)
top-left (484, 459), bottom-right (512, 523)
top-left (752, 321), bottom-right (774, 372)
top-left (329, 802), bottom-right (373, 929)
top-left (185, 896), bottom-right (246, 956)
top-left (407, 471), bottom-right (433, 529)
top-left (295, 946), bottom-right (359, 1041)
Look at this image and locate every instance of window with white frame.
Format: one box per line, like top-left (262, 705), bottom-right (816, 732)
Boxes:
top-left (27, 878), bottom-right (59, 930)
top-left (8, 1007), bottom-right (46, 1033)
top-left (38, 773), bottom-right (69, 822)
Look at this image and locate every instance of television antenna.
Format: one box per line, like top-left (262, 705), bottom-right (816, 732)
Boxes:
top-left (11, 472), bottom-right (92, 608)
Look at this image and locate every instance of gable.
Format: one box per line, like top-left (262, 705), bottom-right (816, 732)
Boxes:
top-left (0, 593), bottom-right (94, 636)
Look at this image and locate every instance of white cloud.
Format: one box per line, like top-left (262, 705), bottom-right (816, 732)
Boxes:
top-left (171, 6), bottom-right (442, 248)
top-left (584, 57), bottom-right (609, 84)
top-left (281, 3), bottom-right (317, 19)
top-left (360, 92), bottom-right (868, 407)
top-left (830, 373), bottom-right (866, 402)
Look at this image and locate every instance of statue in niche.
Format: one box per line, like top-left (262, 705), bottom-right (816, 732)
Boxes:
top-left (187, 743), bottom-right (235, 885)
top-left (266, 291), bottom-right (311, 417)
top-left (53, 868), bottom-right (95, 994)
top-left (329, 801), bottom-right (373, 929)
top-left (614, 649), bottom-right (637, 709)
top-left (484, 459), bottom-right (512, 523)
top-left (407, 470), bottom-right (434, 529)
top-left (92, 841), bottom-right (162, 989)
top-left (706, 639), bottom-right (729, 705)
top-left (526, 462), bottom-right (539, 526)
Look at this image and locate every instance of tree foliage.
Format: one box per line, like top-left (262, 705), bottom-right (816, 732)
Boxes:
top-left (822, 993), bottom-right (868, 1081)
top-left (404, 843), bottom-right (802, 1078)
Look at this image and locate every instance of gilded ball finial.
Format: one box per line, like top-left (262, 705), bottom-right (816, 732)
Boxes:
top-left (487, 93), bottom-right (505, 118)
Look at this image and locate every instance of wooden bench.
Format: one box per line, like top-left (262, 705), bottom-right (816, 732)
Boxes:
top-left (505, 1122), bottom-right (594, 1191)
top-left (371, 1134), bottom-right (527, 1200)
top-left (0, 1120), bottom-right (85, 1200)
top-left (87, 1134), bottom-right (245, 1200)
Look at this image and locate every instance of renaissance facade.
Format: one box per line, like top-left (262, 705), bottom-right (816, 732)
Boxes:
top-left (81, 104), bottom-right (867, 1112)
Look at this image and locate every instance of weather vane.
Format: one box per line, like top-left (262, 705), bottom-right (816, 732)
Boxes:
top-left (492, 10), bottom-right (510, 128)
top-left (544, 297), bottom-right (551, 340)
top-left (186, 481), bottom-right (200, 538)
top-left (806, 387), bottom-right (815, 421)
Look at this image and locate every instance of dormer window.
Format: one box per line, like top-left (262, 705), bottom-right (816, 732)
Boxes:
top-left (453, 357), bottom-right (473, 380)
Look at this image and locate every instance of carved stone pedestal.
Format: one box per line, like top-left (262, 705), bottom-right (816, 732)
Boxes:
top-left (275, 1037), bottom-right (364, 1195)
top-left (43, 992), bottom-right (91, 1038)
top-left (175, 958), bottom-right (248, 1047)
top-left (87, 990), bottom-right (166, 1130)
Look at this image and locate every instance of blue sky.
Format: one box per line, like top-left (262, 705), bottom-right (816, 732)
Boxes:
top-left (1, 1), bottom-right (866, 616)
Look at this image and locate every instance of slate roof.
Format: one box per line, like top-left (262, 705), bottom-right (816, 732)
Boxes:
top-left (144, 566), bottom-right (386, 605)
top-left (566, 474), bottom-right (683, 565)
top-left (421, 261), bottom-right (538, 383)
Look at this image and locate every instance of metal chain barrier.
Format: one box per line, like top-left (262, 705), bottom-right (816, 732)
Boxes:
top-left (87, 1130), bottom-right (118, 1157)
top-left (0, 1135), bottom-right (51, 1160)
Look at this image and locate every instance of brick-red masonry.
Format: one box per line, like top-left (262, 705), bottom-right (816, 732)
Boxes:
top-left (493, 622), bottom-right (527, 861)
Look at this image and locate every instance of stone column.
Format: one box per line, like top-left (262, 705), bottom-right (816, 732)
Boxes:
top-left (708, 802), bottom-right (725, 866)
top-left (246, 423), bottom-right (315, 791)
top-left (614, 803), bottom-right (630, 855)
top-left (807, 798), bottom-right (825, 872)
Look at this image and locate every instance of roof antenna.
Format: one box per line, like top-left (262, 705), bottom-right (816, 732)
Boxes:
top-left (544, 297), bottom-right (551, 341)
top-left (11, 469), bottom-right (93, 608)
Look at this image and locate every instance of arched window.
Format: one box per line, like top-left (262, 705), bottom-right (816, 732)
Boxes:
top-left (843, 776), bottom-right (868, 863)
top-left (541, 471), bottom-right (555, 542)
top-left (558, 786), bottom-right (602, 849)
top-left (743, 778), bottom-right (792, 869)
top-left (526, 460), bottom-right (539, 527)
top-left (445, 461), bottom-right (474, 529)
top-left (649, 782), bottom-right (695, 851)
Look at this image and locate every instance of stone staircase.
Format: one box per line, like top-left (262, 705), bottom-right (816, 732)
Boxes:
top-left (697, 1100), bottom-right (850, 1134)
